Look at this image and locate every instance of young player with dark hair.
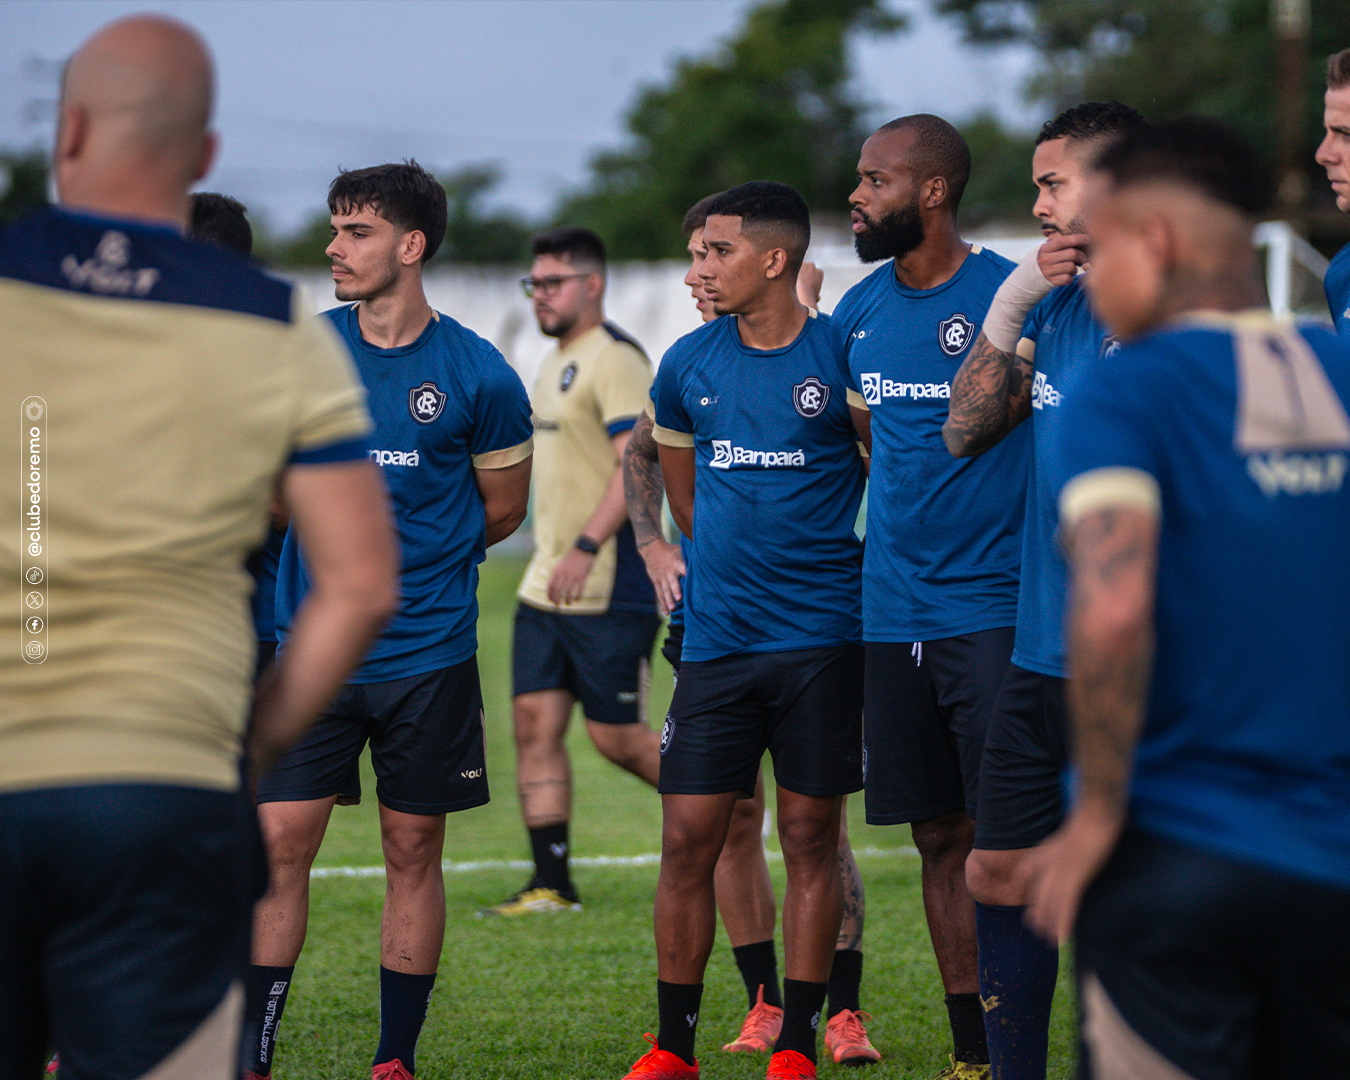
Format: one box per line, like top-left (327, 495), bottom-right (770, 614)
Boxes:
top-left (1317, 47), bottom-right (1350, 333)
top-left (943, 100), bottom-right (1145, 1080)
top-left (189, 191), bottom-right (252, 257)
top-left (626, 181), bottom-right (866, 1080)
top-left (1020, 116), bottom-right (1350, 1080)
top-left (839, 113), bottom-right (1028, 1080)
top-left (245, 160), bottom-right (533, 1080)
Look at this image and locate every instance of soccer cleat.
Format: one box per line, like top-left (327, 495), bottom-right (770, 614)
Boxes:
top-left (476, 881), bottom-right (582, 917)
top-left (932, 1055), bottom-right (991, 1079)
top-left (372, 1059), bottom-right (414, 1080)
top-left (766, 1049), bottom-right (818, 1079)
top-left (722, 984), bottom-right (782, 1052)
top-left (242, 1071), bottom-right (270, 1080)
top-left (45, 1055), bottom-right (59, 1076)
top-left (623, 1033), bottom-right (700, 1079)
top-left (824, 1009), bottom-right (881, 1066)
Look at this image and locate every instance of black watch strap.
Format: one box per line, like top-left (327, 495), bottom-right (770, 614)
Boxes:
top-left (574, 534), bottom-right (601, 555)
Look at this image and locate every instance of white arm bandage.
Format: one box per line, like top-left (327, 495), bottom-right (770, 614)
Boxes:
top-left (981, 245), bottom-right (1057, 354)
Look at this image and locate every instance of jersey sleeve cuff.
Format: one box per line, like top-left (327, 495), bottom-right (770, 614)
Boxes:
top-left (288, 436), bottom-right (372, 466)
top-left (846, 388), bottom-right (870, 411)
top-left (472, 436), bottom-right (534, 470)
top-left (643, 398), bottom-right (656, 420)
top-left (1016, 337), bottom-right (1036, 362)
top-left (1059, 466), bottom-right (1161, 527)
top-left (606, 415), bottom-right (638, 438)
top-left (652, 424), bottom-right (694, 449)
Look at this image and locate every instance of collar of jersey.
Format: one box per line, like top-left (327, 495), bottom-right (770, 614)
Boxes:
top-left (886, 245), bottom-right (978, 300)
top-left (50, 204), bottom-right (184, 239)
top-left (343, 303), bottom-right (440, 357)
top-left (724, 309), bottom-right (816, 356)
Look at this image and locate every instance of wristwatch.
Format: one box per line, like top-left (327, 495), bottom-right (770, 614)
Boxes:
top-left (574, 534), bottom-right (600, 555)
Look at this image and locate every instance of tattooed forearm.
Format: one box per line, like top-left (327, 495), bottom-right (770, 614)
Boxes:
top-left (622, 412), bottom-right (667, 548)
top-left (943, 332), bottom-right (1034, 458)
top-left (836, 845), bottom-right (865, 949)
top-left (1065, 506), bottom-right (1159, 819)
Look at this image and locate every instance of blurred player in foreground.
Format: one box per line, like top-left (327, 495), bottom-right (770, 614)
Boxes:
top-left (247, 161), bottom-right (532, 1080)
top-left (622, 196), bottom-right (877, 1063)
top-left (0, 16), bottom-right (398, 1080)
top-left (1021, 116), bottom-right (1350, 1080)
top-left (1317, 47), bottom-right (1350, 333)
top-left (944, 100), bottom-right (1144, 1080)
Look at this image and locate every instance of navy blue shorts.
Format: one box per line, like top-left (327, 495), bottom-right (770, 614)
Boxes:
top-left (863, 627), bottom-right (1014, 826)
top-left (255, 657), bottom-right (488, 815)
top-left (973, 664), bottom-right (1069, 850)
top-left (1077, 827), bottom-right (1350, 1079)
top-left (512, 602), bottom-right (661, 724)
top-left (661, 619), bottom-right (685, 672)
top-left (0, 783), bottom-right (261, 1080)
top-left (658, 644), bottom-right (864, 798)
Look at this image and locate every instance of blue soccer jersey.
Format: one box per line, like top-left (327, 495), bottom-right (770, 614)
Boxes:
top-left (277, 305), bottom-right (533, 682)
top-left (1057, 313), bottom-right (1350, 889)
top-left (1326, 241), bottom-right (1350, 334)
top-left (1013, 276), bottom-right (1112, 678)
top-left (651, 312), bottom-right (864, 662)
top-left (836, 247), bottom-right (1028, 642)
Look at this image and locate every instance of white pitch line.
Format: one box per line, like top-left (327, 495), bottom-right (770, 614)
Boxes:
top-left (310, 845), bottom-right (917, 880)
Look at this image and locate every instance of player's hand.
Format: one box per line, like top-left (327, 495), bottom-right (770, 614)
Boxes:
top-left (1037, 234), bottom-right (1091, 287)
top-left (1017, 804), bottom-right (1123, 945)
top-left (548, 547), bottom-right (595, 606)
top-left (797, 260), bottom-right (824, 308)
top-left (639, 538), bottom-right (686, 616)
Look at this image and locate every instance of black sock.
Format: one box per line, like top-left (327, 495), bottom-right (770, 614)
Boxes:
top-left (777, 978), bottom-right (828, 1062)
top-left (826, 947), bottom-right (863, 1018)
top-left (241, 964), bottom-right (293, 1075)
top-left (946, 991), bottom-right (989, 1065)
top-left (731, 939), bottom-right (782, 1010)
top-left (373, 968), bottom-right (435, 1073)
top-left (528, 822), bottom-right (573, 894)
top-left (975, 902), bottom-right (1058, 1080)
top-left (656, 980), bottom-right (702, 1065)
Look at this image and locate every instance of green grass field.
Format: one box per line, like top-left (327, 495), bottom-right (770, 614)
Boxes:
top-left (275, 550), bottom-right (1078, 1079)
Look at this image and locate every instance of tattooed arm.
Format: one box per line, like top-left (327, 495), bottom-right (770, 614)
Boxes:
top-left (623, 410), bottom-right (686, 615)
top-left (943, 332), bottom-right (1035, 457)
top-left (1019, 501), bottom-right (1159, 943)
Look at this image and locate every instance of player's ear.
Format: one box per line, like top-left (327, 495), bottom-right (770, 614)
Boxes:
top-left (924, 176), bottom-right (947, 211)
top-left (764, 246), bottom-right (788, 281)
top-left (585, 270), bottom-right (604, 301)
top-left (1139, 211), bottom-right (1176, 280)
top-left (401, 229), bottom-right (427, 266)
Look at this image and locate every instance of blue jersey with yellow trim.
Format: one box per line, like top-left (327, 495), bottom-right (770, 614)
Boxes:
top-left (1057, 314), bottom-right (1350, 889)
top-left (277, 305), bottom-right (533, 682)
top-left (1326, 241), bottom-right (1350, 335)
top-left (651, 312), bottom-right (863, 662)
top-left (1014, 276), bottom-right (1112, 678)
top-left (836, 248), bottom-right (1027, 642)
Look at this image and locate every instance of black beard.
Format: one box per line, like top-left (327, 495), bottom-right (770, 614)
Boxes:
top-left (853, 201), bottom-right (925, 263)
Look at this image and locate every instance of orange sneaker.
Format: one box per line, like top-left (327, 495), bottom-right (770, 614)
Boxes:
top-left (766, 1048), bottom-right (818, 1078)
top-left (623, 1033), bottom-right (700, 1079)
top-left (723, 984), bottom-right (783, 1052)
top-left (824, 1009), bottom-right (881, 1065)
top-left (372, 1060), bottom-right (414, 1080)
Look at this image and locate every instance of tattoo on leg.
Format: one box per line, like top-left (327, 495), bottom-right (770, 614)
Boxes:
top-left (837, 847), bottom-right (865, 950)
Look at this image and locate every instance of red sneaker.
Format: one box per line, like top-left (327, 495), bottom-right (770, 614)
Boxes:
top-left (623, 1033), bottom-right (700, 1079)
top-left (766, 1048), bottom-right (818, 1078)
top-left (824, 1008), bottom-right (881, 1065)
top-left (372, 1060), bottom-right (414, 1080)
top-left (241, 1072), bottom-right (270, 1080)
top-left (723, 984), bottom-right (783, 1052)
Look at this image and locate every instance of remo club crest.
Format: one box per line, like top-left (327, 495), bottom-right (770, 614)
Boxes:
top-left (408, 381), bottom-right (447, 425)
top-left (939, 313), bottom-right (976, 357)
top-left (792, 376), bottom-right (830, 418)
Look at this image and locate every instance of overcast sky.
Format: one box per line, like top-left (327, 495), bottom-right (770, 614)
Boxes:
top-left (0, 0), bottom-right (1038, 234)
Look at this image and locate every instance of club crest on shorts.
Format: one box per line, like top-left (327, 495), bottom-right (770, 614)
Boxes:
top-left (559, 362), bottom-right (578, 392)
top-left (408, 381), bottom-right (447, 425)
top-left (792, 376), bottom-right (830, 418)
top-left (660, 714), bottom-right (675, 755)
top-left (939, 313), bottom-right (975, 357)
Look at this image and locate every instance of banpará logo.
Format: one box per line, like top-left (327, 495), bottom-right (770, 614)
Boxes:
top-left (938, 313), bottom-right (975, 357)
top-left (61, 230), bottom-right (160, 297)
top-left (559, 362), bottom-right (578, 392)
top-left (408, 381), bottom-right (447, 424)
top-left (708, 439), bottom-right (806, 469)
top-left (1031, 371), bottom-right (1062, 409)
top-left (369, 449), bottom-right (421, 467)
top-left (860, 373), bottom-right (950, 405)
top-left (792, 376), bottom-right (830, 418)
top-left (1247, 451), bottom-right (1348, 497)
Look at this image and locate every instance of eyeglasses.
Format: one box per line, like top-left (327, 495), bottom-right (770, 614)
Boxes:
top-left (520, 273), bottom-right (589, 298)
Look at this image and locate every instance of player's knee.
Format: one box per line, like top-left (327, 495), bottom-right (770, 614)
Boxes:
top-left (777, 814), bottom-right (838, 872)
top-left (965, 847), bottom-right (1023, 906)
top-left (381, 821), bottom-right (443, 877)
top-left (722, 796), bottom-right (761, 850)
top-left (590, 721), bottom-right (654, 772)
top-left (912, 811), bottom-right (975, 868)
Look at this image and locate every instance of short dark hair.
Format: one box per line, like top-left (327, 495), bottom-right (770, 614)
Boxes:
top-left (328, 159), bottom-right (447, 263)
top-left (530, 226), bottom-right (606, 271)
top-left (875, 114), bottom-right (972, 213)
top-left (1037, 101), bottom-right (1146, 148)
top-left (189, 192), bottom-right (252, 256)
top-left (1094, 118), bottom-right (1270, 218)
top-left (682, 193), bottom-right (721, 236)
top-left (1330, 49), bottom-right (1350, 90)
top-left (703, 181), bottom-right (811, 271)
